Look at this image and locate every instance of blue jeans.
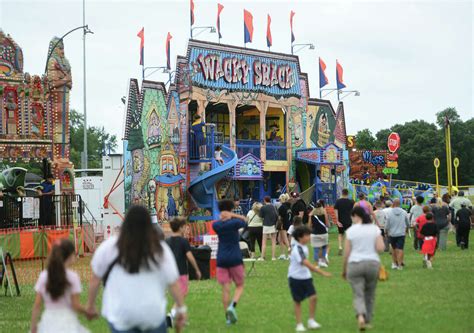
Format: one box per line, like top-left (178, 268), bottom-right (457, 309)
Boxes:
top-left (109, 321), bottom-right (167, 333)
top-left (313, 246), bottom-right (327, 261)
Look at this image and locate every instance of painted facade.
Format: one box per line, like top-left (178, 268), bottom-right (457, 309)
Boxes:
top-left (0, 30), bottom-right (74, 191)
top-left (124, 40), bottom-right (348, 221)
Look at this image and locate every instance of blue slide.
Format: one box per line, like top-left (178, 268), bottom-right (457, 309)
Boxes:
top-left (188, 145), bottom-right (238, 219)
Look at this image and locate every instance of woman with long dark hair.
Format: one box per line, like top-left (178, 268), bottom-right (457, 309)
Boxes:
top-left (31, 239), bottom-right (90, 333)
top-left (87, 205), bottom-right (185, 332)
top-left (342, 206), bottom-right (385, 331)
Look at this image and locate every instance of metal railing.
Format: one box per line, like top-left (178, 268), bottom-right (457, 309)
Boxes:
top-left (0, 194), bottom-right (83, 229)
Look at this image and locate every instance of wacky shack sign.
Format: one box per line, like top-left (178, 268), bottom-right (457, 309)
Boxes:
top-left (187, 42), bottom-right (301, 97)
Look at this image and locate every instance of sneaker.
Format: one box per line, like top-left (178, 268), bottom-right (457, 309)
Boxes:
top-left (166, 313), bottom-right (174, 328)
top-left (325, 254), bottom-right (329, 264)
top-left (391, 263), bottom-right (398, 270)
top-left (278, 254), bottom-right (287, 260)
top-left (296, 323), bottom-right (307, 332)
top-left (426, 260), bottom-right (433, 269)
top-left (397, 266), bottom-right (403, 270)
top-left (307, 319), bottom-right (322, 329)
top-left (226, 305), bottom-right (237, 324)
top-left (272, 257), bottom-right (277, 261)
top-left (257, 257), bottom-right (265, 261)
top-left (318, 260), bottom-right (328, 268)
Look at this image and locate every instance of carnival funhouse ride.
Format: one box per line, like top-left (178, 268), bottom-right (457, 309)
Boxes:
top-left (123, 39), bottom-right (350, 222)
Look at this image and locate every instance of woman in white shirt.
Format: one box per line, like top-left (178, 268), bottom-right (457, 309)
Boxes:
top-left (342, 206), bottom-right (385, 331)
top-left (87, 206), bottom-right (186, 332)
top-left (246, 202), bottom-right (264, 258)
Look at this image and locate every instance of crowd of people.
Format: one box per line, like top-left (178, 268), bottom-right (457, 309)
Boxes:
top-left (29, 189), bottom-right (472, 333)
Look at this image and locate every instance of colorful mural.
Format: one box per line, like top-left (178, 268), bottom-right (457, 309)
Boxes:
top-left (123, 81), bottom-right (187, 222)
top-left (311, 104), bottom-right (336, 148)
top-left (349, 150), bottom-right (388, 183)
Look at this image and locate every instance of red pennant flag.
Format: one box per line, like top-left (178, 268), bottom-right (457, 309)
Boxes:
top-left (290, 11), bottom-right (296, 43)
top-left (266, 14), bottom-right (272, 48)
top-left (336, 60), bottom-right (346, 90)
top-left (243, 9), bottom-right (253, 44)
top-left (190, 0), bottom-right (195, 26)
top-left (166, 32), bottom-right (172, 70)
top-left (217, 3), bottom-right (224, 39)
top-left (137, 27), bottom-right (144, 66)
top-left (319, 57), bottom-right (329, 88)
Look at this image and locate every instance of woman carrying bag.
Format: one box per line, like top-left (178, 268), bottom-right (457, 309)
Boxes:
top-left (309, 200), bottom-right (330, 268)
top-left (342, 206), bottom-right (385, 331)
top-left (245, 202), bottom-right (264, 258)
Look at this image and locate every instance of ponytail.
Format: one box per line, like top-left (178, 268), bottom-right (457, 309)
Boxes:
top-left (46, 239), bottom-right (75, 300)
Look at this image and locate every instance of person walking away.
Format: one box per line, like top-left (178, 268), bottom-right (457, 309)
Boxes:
top-left (431, 197), bottom-right (451, 250)
top-left (354, 193), bottom-right (378, 226)
top-left (343, 207), bottom-right (385, 331)
top-left (456, 204), bottom-right (472, 249)
top-left (334, 189), bottom-right (355, 255)
top-left (259, 196), bottom-right (279, 261)
top-left (246, 202), bottom-right (264, 258)
top-left (420, 213), bottom-right (438, 269)
top-left (309, 201), bottom-right (330, 268)
top-left (373, 201), bottom-right (388, 251)
top-left (166, 217), bottom-right (201, 323)
top-left (87, 206), bottom-right (186, 333)
top-left (291, 192), bottom-right (309, 224)
top-left (288, 216), bottom-right (303, 247)
top-left (450, 191), bottom-right (472, 246)
top-left (414, 205), bottom-right (431, 249)
top-left (385, 199), bottom-right (410, 270)
top-left (212, 200), bottom-right (247, 325)
top-left (409, 196), bottom-right (425, 250)
top-left (31, 239), bottom-right (91, 333)
top-left (289, 226), bottom-right (331, 332)
top-left (277, 193), bottom-right (292, 260)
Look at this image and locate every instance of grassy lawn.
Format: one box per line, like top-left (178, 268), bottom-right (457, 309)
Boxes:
top-left (1, 233), bottom-right (473, 333)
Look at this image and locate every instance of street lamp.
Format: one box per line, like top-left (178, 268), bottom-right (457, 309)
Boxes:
top-left (319, 88), bottom-right (360, 101)
top-left (291, 43), bottom-right (315, 55)
top-left (143, 66), bottom-right (173, 84)
top-left (191, 26), bottom-right (216, 38)
top-left (43, 25), bottom-right (93, 73)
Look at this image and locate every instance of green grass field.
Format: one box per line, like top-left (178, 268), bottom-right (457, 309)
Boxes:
top-left (1, 233), bottom-right (473, 333)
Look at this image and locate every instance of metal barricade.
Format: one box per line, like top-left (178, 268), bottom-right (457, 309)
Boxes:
top-left (0, 194), bottom-right (83, 229)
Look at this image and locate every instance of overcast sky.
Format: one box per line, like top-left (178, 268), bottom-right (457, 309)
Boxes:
top-left (1, 0), bottom-right (472, 142)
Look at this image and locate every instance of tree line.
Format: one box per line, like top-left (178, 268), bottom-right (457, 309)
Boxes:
top-left (354, 107), bottom-right (474, 186)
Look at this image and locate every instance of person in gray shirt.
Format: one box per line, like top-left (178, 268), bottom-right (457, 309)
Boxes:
top-left (385, 199), bottom-right (410, 270)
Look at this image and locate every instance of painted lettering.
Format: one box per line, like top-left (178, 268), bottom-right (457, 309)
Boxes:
top-left (223, 57), bottom-right (232, 82)
top-left (262, 63), bottom-right (270, 86)
top-left (254, 60), bottom-right (262, 85)
top-left (240, 59), bottom-right (249, 84)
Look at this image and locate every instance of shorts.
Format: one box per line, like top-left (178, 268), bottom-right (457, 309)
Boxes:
top-left (216, 265), bottom-right (245, 286)
top-left (390, 236), bottom-right (406, 250)
top-left (421, 237), bottom-right (437, 256)
top-left (310, 233), bottom-right (328, 247)
top-left (263, 225), bottom-right (277, 234)
top-left (178, 274), bottom-right (189, 296)
top-left (338, 224), bottom-right (351, 234)
top-left (288, 277), bottom-right (316, 302)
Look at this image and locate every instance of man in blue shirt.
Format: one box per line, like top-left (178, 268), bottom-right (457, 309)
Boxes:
top-left (39, 174), bottom-right (55, 225)
top-left (213, 199), bottom-right (247, 326)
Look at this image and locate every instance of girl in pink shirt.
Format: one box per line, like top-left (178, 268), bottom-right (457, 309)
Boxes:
top-left (31, 239), bottom-right (92, 333)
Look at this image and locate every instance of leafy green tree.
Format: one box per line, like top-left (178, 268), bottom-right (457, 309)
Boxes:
top-left (69, 110), bottom-right (118, 169)
top-left (355, 129), bottom-right (376, 150)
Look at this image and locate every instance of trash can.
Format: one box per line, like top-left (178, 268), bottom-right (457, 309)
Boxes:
top-left (189, 245), bottom-right (212, 280)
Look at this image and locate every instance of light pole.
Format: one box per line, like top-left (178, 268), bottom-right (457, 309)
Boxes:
top-left (143, 66), bottom-right (173, 84)
top-left (191, 26), bottom-right (216, 39)
top-left (43, 25), bottom-right (92, 73)
top-left (291, 43), bottom-right (315, 55)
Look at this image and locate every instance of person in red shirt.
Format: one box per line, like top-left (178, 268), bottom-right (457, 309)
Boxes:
top-left (414, 206), bottom-right (431, 248)
top-left (420, 213), bottom-right (438, 269)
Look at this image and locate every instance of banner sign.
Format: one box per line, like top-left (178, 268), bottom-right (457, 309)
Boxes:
top-left (233, 153), bottom-right (263, 180)
top-left (295, 143), bottom-right (343, 165)
top-left (349, 150), bottom-right (388, 181)
top-left (188, 46), bottom-right (301, 97)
